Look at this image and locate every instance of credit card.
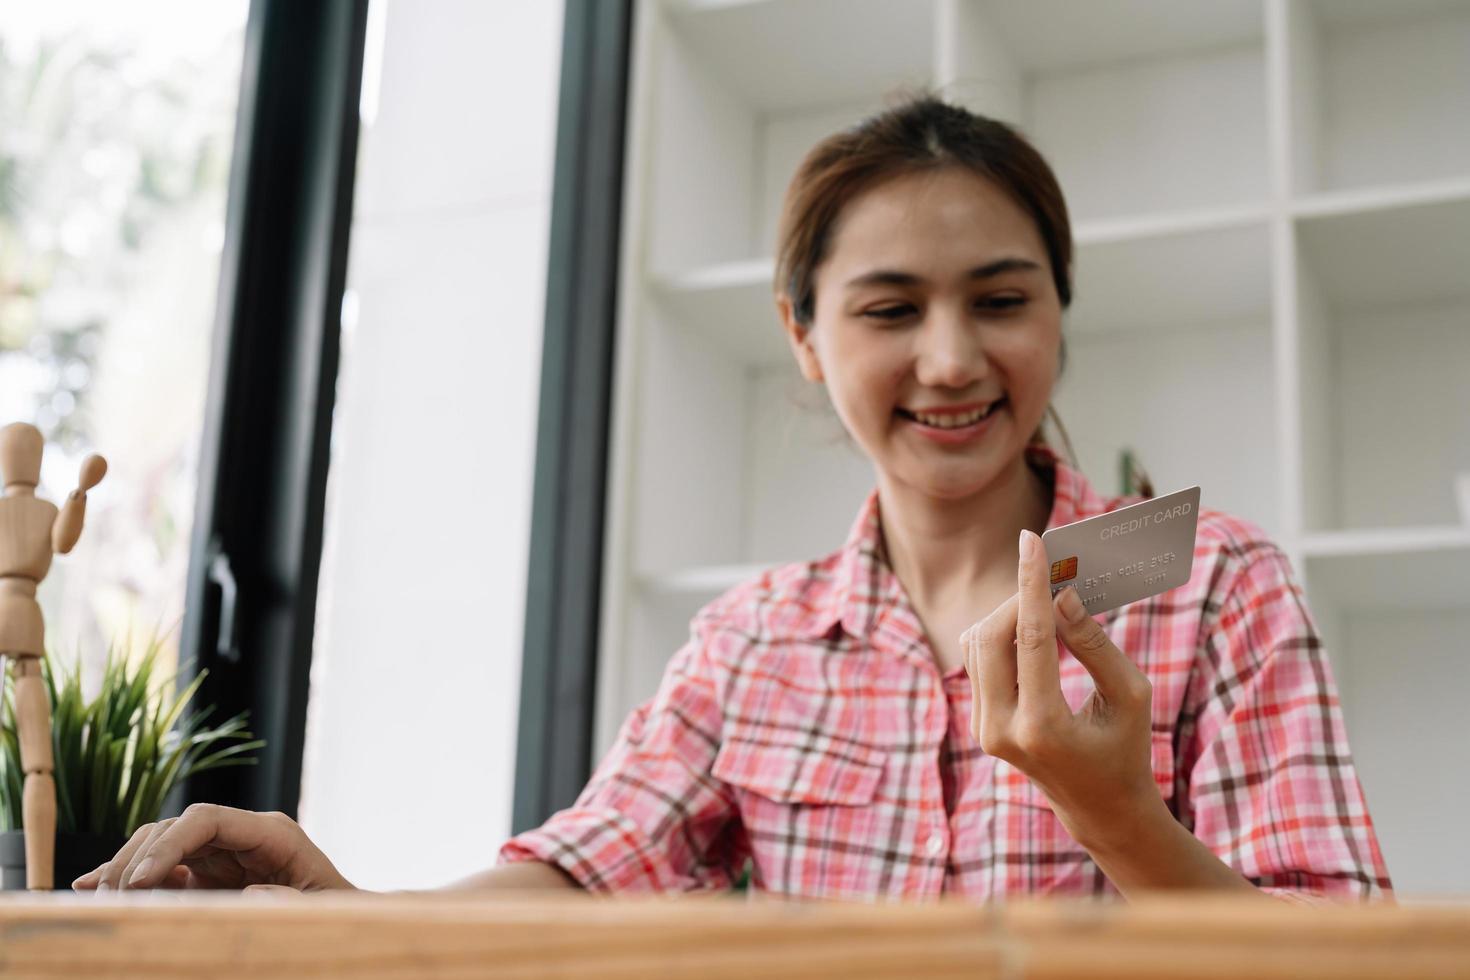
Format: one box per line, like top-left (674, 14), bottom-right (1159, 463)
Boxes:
top-left (1041, 485), bottom-right (1200, 617)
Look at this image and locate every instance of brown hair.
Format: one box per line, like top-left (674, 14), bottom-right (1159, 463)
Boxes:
top-left (773, 95), bottom-right (1079, 461)
top-left (774, 94), bottom-right (1073, 331)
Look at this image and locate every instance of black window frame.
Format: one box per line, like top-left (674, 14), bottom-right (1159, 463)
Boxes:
top-left (179, 0), bottom-right (369, 815)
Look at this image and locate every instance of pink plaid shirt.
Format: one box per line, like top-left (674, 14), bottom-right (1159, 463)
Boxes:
top-left (501, 449), bottom-right (1391, 900)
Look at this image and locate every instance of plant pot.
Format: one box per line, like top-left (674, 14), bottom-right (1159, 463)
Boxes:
top-left (0, 831), bottom-right (126, 891)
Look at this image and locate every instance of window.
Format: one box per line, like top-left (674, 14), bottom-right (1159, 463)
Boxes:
top-left (0, 1), bottom-right (248, 676)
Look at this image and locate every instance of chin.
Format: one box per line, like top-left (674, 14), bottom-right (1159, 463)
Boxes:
top-left (889, 438), bottom-right (1034, 501)
top-left (906, 463), bottom-right (1007, 502)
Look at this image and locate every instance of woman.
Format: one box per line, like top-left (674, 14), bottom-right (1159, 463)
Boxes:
top-left (77, 97), bottom-right (1390, 900)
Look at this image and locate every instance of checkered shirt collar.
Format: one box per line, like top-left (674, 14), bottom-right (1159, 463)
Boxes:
top-left (820, 446), bottom-right (1108, 642)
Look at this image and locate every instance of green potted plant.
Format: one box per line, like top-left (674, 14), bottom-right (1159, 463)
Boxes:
top-left (0, 637), bottom-right (264, 890)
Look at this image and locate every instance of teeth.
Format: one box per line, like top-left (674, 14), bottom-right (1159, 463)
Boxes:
top-left (912, 403), bottom-right (996, 429)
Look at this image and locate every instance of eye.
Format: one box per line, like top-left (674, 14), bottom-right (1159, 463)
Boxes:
top-left (861, 303), bottom-right (917, 322)
top-left (976, 295), bottom-right (1026, 312)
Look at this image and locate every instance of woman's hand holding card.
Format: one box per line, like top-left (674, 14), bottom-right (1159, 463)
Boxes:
top-left (961, 529), bottom-right (1167, 855)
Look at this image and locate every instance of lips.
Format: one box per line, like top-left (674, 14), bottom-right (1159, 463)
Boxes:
top-left (896, 397), bottom-right (1007, 430)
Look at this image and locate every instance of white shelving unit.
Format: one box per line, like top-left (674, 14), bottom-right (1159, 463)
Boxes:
top-left (600, 0), bottom-right (1470, 895)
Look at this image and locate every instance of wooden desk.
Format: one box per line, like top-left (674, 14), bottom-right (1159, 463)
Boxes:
top-left (1, 893), bottom-right (1467, 978)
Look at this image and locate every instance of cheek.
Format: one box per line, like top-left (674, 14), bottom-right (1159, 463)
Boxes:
top-left (998, 325), bottom-right (1060, 382)
top-left (820, 331), bottom-right (906, 412)
top-left (835, 362), bottom-right (901, 430)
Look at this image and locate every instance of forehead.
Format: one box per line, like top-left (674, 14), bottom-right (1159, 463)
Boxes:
top-left (821, 168), bottom-right (1047, 278)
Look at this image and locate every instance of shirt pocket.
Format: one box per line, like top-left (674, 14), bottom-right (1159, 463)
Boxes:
top-left (712, 730), bottom-right (885, 805)
top-left (712, 731), bottom-right (887, 898)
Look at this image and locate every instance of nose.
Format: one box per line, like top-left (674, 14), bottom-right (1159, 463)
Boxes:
top-left (913, 302), bottom-right (988, 390)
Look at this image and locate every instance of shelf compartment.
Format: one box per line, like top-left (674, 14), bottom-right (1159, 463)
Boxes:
top-left (1329, 606), bottom-right (1470, 896)
top-left (1070, 210), bottom-right (1271, 335)
top-left (651, 259), bottom-right (786, 366)
top-left (664, 0), bottom-right (936, 114)
top-left (1294, 191), bottom-right (1470, 532)
top-left (940, 0), bottom-right (1269, 224)
top-left (628, 322), bottom-right (872, 574)
top-left (1284, 524), bottom-right (1470, 895)
top-left (1053, 321), bottom-right (1282, 539)
top-left (1286, 0), bottom-right (1470, 196)
top-left (1294, 185), bottom-right (1470, 311)
top-left (648, 1), bottom-right (936, 274)
top-left (1302, 528), bottom-right (1470, 893)
top-left (627, 305), bottom-right (754, 575)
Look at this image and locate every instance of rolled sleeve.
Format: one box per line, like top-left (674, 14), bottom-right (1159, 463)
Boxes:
top-left (1181, 548), bottom-right (1393, 901)
top-left (498, 639), bottom-right (740, 893)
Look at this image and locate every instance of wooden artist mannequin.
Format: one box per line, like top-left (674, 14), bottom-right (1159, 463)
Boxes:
top-left (0, 422), bottom-right (105, 889)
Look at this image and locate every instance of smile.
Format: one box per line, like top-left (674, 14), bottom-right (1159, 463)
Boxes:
top-left (896, 398), bottom-right (1006, 430)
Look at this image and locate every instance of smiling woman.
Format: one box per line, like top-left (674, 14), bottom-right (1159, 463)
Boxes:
top-left (492, 96), bottom-right (1390, 902)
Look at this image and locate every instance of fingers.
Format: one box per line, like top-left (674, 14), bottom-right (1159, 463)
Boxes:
top-left (1053, 587), bottom-right (1151, 708)
top-left (1015, 529), bottom-right (1063, 704)
top-left (243, 883), bottom-right (301, 897)
top-left (84, 821), bottom-right (161, 892)
top-left (73, 845), bottom-right (190, 891)
top-left (75, 820), bottom-right (194, 892)
top-left (72, 804), bottom-right (314, 893)
top-left (121, 803), bottom-right (271, 890)
top-left (119, 820), bottom-right (175, 889)
top-left (964, 593), bottom-right (1019, 741)
top-left (961, 624), bottom-right (982, 739)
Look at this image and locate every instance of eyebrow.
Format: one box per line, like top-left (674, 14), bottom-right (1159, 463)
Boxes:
top-left (844, 257), bottom-right (1044, 289)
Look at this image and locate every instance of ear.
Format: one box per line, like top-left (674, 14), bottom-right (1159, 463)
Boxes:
top-left (777, 294), bottom-right (824, 383)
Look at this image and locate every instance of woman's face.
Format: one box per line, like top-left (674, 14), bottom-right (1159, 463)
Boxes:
top-left (783, 167), bottom-right (1064, 502)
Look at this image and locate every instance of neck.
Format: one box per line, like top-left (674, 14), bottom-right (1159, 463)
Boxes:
top-left (876, 451), bottom-right (1054, 610)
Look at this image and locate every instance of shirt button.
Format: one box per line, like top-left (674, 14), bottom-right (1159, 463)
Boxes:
top-left (925, 832), bottom-right (946, 857)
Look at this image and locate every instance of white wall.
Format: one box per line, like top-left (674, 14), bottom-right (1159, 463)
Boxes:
top-left (298, 0), bottom-right (563, 891)
top-left (1337, 610), bottom-right (1470, 895)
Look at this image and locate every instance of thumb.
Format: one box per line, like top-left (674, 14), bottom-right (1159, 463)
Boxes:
top-left (1052, 587), bottom-right (1145, 704)
top-left (243, 883), bottom-right (302, 897)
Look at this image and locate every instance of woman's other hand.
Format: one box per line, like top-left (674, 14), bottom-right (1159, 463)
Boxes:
top-left (71, 803), bottom-right (355, 893)
top-left (962, 528), bottom-right (1165, 852)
